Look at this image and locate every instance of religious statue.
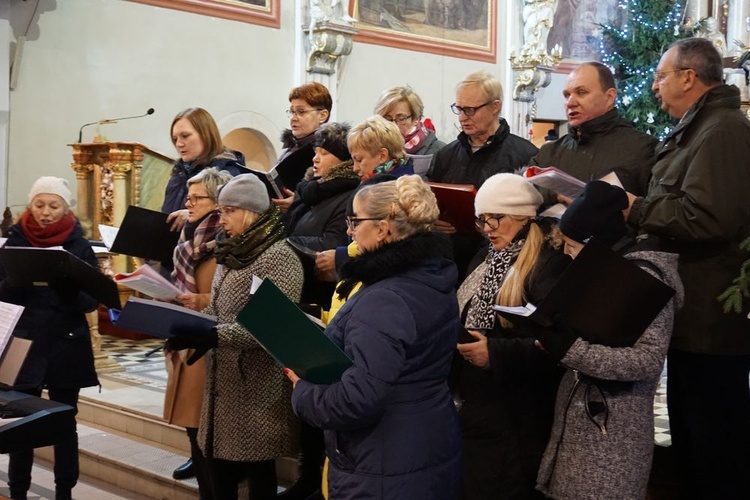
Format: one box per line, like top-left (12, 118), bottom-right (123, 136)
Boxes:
top-left (522, 0), bottom-right (558, 54)
top-left (698, 17), bottom-right (727, 56)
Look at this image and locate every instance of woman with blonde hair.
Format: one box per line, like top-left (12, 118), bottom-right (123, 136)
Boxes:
top-left (347, 115), bottom-right (414, 180)
top-left (374, 85), bottom-right (445, 157)
top-left (286, 175), bottom-right (461, 499)
top-left (454, 173), bottom-right (569, 499)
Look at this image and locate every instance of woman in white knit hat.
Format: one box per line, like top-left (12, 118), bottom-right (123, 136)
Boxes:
top-left (0, 176), bottom-right (100, 500)
top-left (453, 173), bottom-right (570, 499)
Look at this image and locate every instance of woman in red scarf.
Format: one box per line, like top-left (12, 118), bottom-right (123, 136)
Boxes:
top-left (0, 177), bottom-right (100, 500)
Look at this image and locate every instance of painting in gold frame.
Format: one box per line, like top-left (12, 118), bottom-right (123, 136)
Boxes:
top-left (129, 0), bottom-right (280, 28)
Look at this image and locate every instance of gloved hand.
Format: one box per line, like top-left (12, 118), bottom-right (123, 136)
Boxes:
top-left (165, 328), bottom-right (218, 365)
top-left (526, 316), bottom-right (578, 361)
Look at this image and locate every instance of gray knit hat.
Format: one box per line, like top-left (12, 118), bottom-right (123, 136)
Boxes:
top-left (315, 122), bottom-right (352, 162)
top-left (217, 174), bottom-right (270, 213)
top-left (28, 176), bottom-right (75, 207)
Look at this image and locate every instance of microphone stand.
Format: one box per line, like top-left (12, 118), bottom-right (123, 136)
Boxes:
top-left (77, 108), bottom-right (155, 143)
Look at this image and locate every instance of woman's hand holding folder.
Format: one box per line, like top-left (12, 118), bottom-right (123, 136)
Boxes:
top-left (165, 328), bottom-right (218, 365)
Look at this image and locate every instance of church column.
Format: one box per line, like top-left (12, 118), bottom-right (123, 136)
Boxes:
top-left (726, 0), bottom-right (750, 56)
top-left (300, 1), bottom-right (358, 120)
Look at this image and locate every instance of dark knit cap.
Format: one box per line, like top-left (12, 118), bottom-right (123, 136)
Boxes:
top-left (314, 122), bottom-right (351, 162)
top-left (559, 180), bottom-right (628, 245)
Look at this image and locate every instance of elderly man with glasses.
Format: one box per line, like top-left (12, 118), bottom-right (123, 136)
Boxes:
top-left (624, 37), bottom-right (750, 500)
top-left (529, 62), bottom-right (656, 205)
top-left (428, 70), bottom-right (537, 279)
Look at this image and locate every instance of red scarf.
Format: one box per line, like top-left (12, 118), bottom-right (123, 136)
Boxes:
top-left (403, 121), bottom-right (429, 155)
top-left (20, 210), bottom-right (76, 248)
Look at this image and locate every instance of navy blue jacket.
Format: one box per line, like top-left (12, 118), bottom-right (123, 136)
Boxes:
top-left (292, 234), bottom-right (462, 499)
top-left (0, 220), bottom-right (100, 391)
top-left (161, 149), bottom-right (248, 214)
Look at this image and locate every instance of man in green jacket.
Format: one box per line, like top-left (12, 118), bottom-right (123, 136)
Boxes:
top-left (531, 62), bottom-right (656, 204)
top-left (625, 38), bottom-right (750, 499)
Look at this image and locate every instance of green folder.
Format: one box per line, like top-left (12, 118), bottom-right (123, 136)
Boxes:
top-left (236, 279), bottom-right (353, 385)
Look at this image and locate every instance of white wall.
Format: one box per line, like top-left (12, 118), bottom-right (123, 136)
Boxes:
top-left (7, 0), bottom-right (523, 209)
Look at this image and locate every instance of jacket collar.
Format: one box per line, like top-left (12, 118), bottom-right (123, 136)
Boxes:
top-left (662, 84), bottom-right (740, 149)
top-left (336, 232), bottom-right (454, 298)
top-left (457, 118), bottom-right (510, 152)
top-left (568, 108), bottom-right (622, 144)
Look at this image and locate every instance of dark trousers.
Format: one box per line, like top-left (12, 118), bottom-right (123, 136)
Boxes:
top-left (186, 427), bottom-right (213, 500)
top-left (8, 387), bottom-right (80, 499)
top-left (207, 457), bottom-right (277, 500)
top-left (666, 349), bottom-right (750, 499)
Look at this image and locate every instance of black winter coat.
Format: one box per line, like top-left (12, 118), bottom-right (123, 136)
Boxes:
top-left (531, 108), bottom-right (656, 200)
top-left (0, 220), bottom-right (100, 391)
top-left (428, 118), bottom-right (538, 187)
top-left (286, 165), bottom-right (360, 307)
top-left (454, 244), bottom-right (570, 499)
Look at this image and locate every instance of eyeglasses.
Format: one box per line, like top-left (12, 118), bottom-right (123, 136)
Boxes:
top-left (185, 194), bottom-right (211, 205)
top-left (383, 114), bottom-right (413, 124)
top-left (451, 101), bottom-right (492, 116)
top-left (653, 68), bottom-right (691, 83)
top-left (286, 108), bottom-right (323, 118)
top-left (346, 216), bottom-right (381, 231)
top-left (218, 206), bottom-right (239, 217)
top-left (474, 214), bottom-right (508, 231)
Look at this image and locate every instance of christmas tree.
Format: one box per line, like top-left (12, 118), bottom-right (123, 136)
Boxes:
top-left (599, 0), bottom-right (697, 139)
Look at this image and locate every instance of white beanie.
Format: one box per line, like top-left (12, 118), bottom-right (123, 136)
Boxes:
top-left (28, 176), bottom-right (74, 207)
top-left (474, 173), bottom-right (542, 217)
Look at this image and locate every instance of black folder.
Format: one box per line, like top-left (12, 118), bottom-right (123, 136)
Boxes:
top-left (494, 240), bottom-right (675, 347)
top-left (111, 297), bottom-right (217, 339)
top-left (0, 247), bottom-right (121, 309)
top-left (109, 206), bottom-right (180, 262)
top-left (236, 279), bottom-right (353, 384)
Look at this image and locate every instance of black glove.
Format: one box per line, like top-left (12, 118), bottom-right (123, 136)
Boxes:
top-left (165, 328), bottom-right (218, 365)
top-left (526, 316), bottom-right (578, 361)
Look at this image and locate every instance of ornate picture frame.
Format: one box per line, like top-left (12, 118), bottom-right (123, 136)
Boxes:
top-left (128, 0), bottom-right (280, 28)
top-left (349, 1), bottom-right (497, 63)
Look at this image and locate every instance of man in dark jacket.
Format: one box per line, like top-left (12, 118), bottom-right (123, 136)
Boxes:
top-left (531, 62), bottom-right (656, 204)
top-left (428, 70), bottom-right (538, 279)
top-left (625, 38), bottom-right (750, 500)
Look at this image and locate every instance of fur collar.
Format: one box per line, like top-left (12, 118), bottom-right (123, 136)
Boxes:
top-left (336, 232), bottom-right (453, 298)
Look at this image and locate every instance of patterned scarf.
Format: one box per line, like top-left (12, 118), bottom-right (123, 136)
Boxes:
top-left (20, 210), bottom-right (76, 248)
top-left (214, 204), bottom-right (285, 270)
top-left (171, 211), bottom-right (222, 292)
top-left (362, 157), bottom-right (411, 181)
top-left (403, 121), bottom-right (430, 155)
top-left (461, 239), bottom-right (525, 330)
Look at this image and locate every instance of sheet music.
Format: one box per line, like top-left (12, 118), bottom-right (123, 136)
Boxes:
top-left (0, 301), bottom-right (25, 357)
top-left (98, 224), bottom-right (119, 250)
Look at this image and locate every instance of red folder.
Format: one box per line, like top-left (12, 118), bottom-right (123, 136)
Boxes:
top-left (427, 182), bottom-right (477, 234)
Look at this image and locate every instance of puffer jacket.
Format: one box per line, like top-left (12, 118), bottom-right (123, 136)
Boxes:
top-left (292, 233), bottom-right (462, 499)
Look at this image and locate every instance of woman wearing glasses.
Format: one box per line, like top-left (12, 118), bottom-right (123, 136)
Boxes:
top-left (374, 85), bottom-right (445, 158)
top-left (166, 174), bottom-right (303, 500)
top-left (535, 181), bottom-right (682, 500)
top-left (286, 175), bottom-right (462, 499)
top-left (454, 173), bottom-right (569, 499)
top-left (163, 107), bottom-right (248, 227)
top-left (162, 167), bottom-right (233, 498)
top-left (272, 82), bottom-right (333, 213)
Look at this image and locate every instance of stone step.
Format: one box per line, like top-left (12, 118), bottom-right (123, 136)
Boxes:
top-left (77, 395), bottom-right (191, 454)
top-left (35, 423), bottom-right (197, 500)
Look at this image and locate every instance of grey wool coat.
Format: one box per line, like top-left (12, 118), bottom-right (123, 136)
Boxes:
top-left (198, 240), bottom-right (304, 462)
top-left (536, 249), bottom-right (684, 500)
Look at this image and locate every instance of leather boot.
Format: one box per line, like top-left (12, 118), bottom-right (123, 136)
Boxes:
top-left (172, 458), bottom-right (196, 480)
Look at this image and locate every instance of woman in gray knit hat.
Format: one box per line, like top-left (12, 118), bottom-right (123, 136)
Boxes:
top-left (167, 174), bottom-right (303, 500)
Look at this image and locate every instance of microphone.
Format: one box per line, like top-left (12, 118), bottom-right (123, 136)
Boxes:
top-left (78, 108), bottom-right (155, 143)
